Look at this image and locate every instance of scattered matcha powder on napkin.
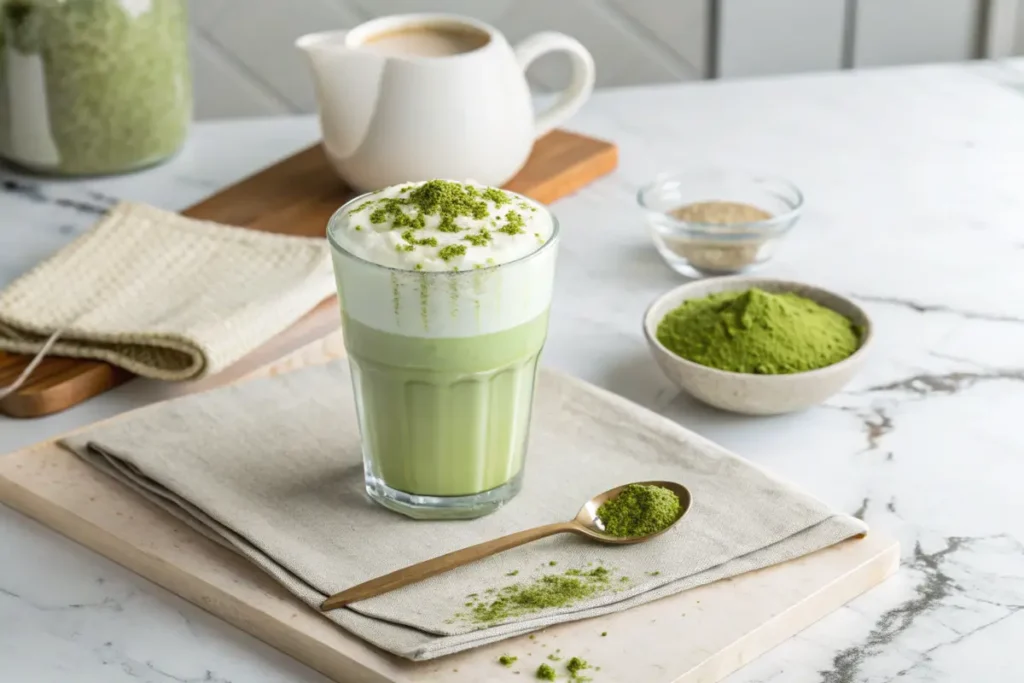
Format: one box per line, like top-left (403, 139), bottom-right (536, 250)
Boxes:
top-left (459, 566), bottom-right (622, 624)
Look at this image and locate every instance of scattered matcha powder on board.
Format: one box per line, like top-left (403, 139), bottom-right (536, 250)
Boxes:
top-left (566, 657), bottom-right (591, 678)
top-left (547, 653), bottom-right (562, 662)
top-left (597, 484), bottom-right (682, 538)
top-left (601, 632), bottom-right (607, 637)
top-left (655, 288), bottom-right (861, 374)
top-left (536, 663), bottom-right (557, 680)
top-left (507, 570), bottom-right (520, 577)
top-left (499, 655), bottom-right (518, 667)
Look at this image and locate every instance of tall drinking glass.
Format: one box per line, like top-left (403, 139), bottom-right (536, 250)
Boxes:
top-left (327, 192), bottom-right (559, 519)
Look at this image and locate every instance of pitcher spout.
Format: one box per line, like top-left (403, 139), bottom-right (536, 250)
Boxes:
top-left (295, 29), bottom-right (385, 170)
top-left (295, 30), bottom-right (351, 54)
top-left (295, 31), bottom-right (356, 80)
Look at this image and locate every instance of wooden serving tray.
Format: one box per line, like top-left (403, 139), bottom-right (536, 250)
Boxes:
top-left (0, 331), bottom-right (900, 683)
top-left (0, 130), bottom-right (618, 418)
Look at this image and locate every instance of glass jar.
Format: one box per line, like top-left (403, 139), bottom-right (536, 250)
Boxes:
top-left (0, 0), bottom-right (191, 175)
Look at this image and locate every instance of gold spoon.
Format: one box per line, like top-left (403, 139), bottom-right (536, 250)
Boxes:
top-left (320, 480), bottom-right (691, 612)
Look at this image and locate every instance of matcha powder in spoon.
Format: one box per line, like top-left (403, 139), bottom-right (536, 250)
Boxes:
top-left (597, 484), bottom-right (682, 538)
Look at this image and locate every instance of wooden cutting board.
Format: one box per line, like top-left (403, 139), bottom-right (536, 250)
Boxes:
top-left (0, 330), bottom-right (900, 683)
top-left (0, 130), bottom-right (618, 418)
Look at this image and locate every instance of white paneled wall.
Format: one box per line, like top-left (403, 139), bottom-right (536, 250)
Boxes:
top-left (187, 0), bottom-right (1024, 119)
top-left (716, 0), bottom-right (848, 78)
top-left (187, 0), bottom-right (711, 119)
top-left (852, 0), bottom-right (982, 67)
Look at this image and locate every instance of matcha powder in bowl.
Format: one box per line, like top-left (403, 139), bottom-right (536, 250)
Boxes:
top-left (656, 288), bottom-right (861, 375)
top-left (0, 0), bottom-right (191, 175)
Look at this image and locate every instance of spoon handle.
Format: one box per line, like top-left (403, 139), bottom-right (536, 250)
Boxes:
top-left (320, 521), bottom-right (581, 611)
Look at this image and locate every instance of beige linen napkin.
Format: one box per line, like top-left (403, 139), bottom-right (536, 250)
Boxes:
top-left (61, 361), bottom-right (867, 661)
top-left (0, 202), bottom-right (334, 380)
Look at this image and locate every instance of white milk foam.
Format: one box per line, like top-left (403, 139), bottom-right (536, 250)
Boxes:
top-left (329, 181), bottom-right (558, 339)
top-left (331, 180), bottom-right (554, 272)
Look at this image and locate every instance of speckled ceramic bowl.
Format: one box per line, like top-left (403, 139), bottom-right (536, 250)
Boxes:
top-left (643, 277), bottom-right (873, 415)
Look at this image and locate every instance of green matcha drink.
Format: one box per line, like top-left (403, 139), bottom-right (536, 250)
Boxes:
top-left (328, 180), bottom-right (560, 519)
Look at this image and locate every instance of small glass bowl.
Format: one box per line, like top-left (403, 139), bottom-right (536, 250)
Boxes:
top-left (637, 170), bottom-right (804, 278)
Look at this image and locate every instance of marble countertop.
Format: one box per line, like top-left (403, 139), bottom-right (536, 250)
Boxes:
top-left (3, 62), bottom-right (1024, 682)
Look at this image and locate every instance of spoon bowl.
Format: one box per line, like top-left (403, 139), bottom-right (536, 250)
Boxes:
top-left (321, 481), bottom-right (691, 611)
top-left (573, 480), bottom-right (692, 544)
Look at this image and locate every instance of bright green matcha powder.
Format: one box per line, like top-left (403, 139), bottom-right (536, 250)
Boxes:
top-left (656, 288), bottom-right (861, 375)
top-left (597, 484), bottom-right (682, 538)
top-left (463, 566), bottom-right (615, 624)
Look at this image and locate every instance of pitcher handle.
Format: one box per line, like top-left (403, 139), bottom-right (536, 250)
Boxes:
top-left (514, 32), bottom-right (595, 139)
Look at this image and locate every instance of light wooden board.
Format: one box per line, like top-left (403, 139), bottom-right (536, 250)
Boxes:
top-left (0, 332), bottom-right (899, 682)
top-left (0, 130), bottom-right (618, 418)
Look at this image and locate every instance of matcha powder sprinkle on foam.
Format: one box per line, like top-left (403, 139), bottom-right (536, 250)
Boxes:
top-left (656, 288), bottom-right (861, 374)
top-left (597, 484), bottom-right (682, 538)
top-left (337, 179), bottom-right (554, 271)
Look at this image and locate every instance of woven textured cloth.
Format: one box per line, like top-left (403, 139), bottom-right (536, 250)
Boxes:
top-left (0, 202), bottom-right (334, 380)
top-left (62, 361), bottom-right (868, 660)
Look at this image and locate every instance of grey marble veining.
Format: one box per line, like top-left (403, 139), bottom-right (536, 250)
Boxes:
top-left (3, 63), bottom-right (1024, 681)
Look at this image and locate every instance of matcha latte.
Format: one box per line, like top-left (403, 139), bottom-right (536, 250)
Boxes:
top-left (328, 180), bottom-right (559, 519)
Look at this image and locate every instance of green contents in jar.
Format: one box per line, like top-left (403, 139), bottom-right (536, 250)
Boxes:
top-left (596, 484), bottom-right (682, 538)
top-left (656, 288), bottom-right (861, 374)
top-left (0, 0), bottom-right (191, 175)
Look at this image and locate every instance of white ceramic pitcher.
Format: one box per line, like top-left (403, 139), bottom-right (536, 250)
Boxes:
top-left (296, 14), bottom-right (595, 191)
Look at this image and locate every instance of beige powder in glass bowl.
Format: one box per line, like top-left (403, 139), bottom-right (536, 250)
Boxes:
top-left (638, 172), bottom-right (804, 278)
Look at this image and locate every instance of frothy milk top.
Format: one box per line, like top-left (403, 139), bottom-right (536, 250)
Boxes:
top-left (331, 180), bottom-right (555, 272)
